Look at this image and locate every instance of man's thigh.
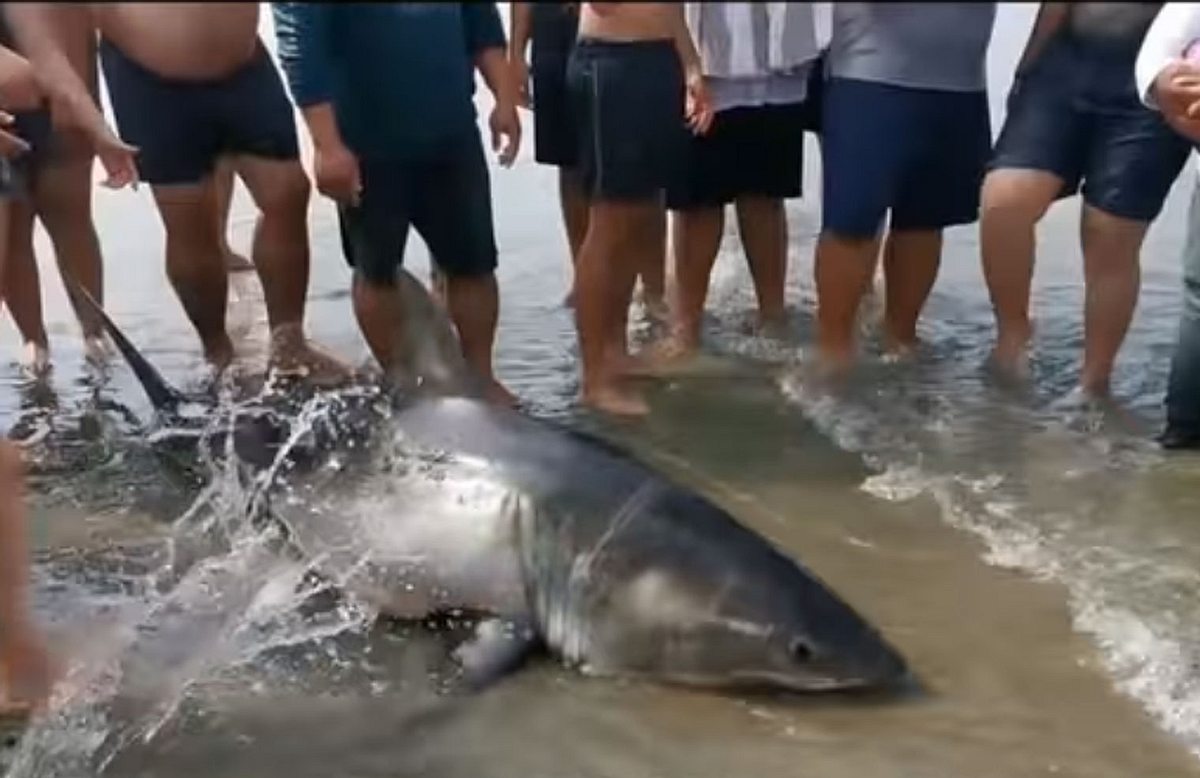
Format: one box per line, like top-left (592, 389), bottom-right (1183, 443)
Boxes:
top-left (410, 133), bottom-right (498, 280)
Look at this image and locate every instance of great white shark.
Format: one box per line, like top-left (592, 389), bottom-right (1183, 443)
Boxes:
top-left (67, 270), bottom-right (912, 696)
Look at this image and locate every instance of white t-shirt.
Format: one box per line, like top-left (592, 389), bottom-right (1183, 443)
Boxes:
top-left (1135, 3), bottom-right (1200, 172)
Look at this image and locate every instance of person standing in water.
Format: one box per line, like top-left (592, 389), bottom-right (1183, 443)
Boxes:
top-left (566, 2), bottom-right (712, 417)
top-left (273, 2), bottom-right (520, 406)
top-left (982, 3), bottom-right (1190, 401)
top-left (0, 4), bottom-right (110, 376)
top-left (0, 48), bottom-right (55, 714)
top-left (650, 2), bottom-right (820, 370)
top-left (1136, 2), bottom-right (1200, 449)
top-left (813, 3), bottom-right (996, 378)
top-left (508, 2), bottom-right (668, 316)
top-left (8, 3), bottom-right (351, 384)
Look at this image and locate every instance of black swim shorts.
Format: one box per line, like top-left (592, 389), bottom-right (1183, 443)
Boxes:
top-left (530, 3), bottom-right (579, 168)
top-left (567, 38), bottom-right (686, 202)
top-left (99, 38), bottom-right (300, 186)
top-left (337, 127), bottom-right (498, 286)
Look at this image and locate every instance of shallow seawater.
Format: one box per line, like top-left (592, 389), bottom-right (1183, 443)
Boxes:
top-left (4, 3), bottom-right (1200, 777)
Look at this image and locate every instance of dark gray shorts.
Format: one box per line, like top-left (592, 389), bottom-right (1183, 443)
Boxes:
top-left (566, 38), bottom-right (686, 202)
top-left (337, 127), bottom-right (498, 286)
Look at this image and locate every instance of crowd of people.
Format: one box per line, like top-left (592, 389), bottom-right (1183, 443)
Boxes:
top-left (3, 1), bottom-right (1200, 714)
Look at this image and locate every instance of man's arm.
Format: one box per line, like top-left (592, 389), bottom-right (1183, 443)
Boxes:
top-left (5, 4), bottom-right (102, 137)
top-left (0, 44), bottom-right (40, 112)
top-left (669, 3), bottom-right (712, 135)
top-left (508, 3), bottom-right (532, 65)
top-left (508, 2), bottom-right (532, 108)
top-left (1135, 3), bottom-right (1199, 108)
top-left (1014, 2), bottom-right (1069, 78)
top-left (272, 3), bottom-right (360, 203)
top-left (465, 3), bottom-right (521, 165)
top-left (5, 3), bottom-right (138, 187)
top-left (1135, 3), bottom-right (1200, 143)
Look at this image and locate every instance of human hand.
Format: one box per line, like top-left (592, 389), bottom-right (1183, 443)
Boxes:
top-left (94, 124), bottom-right (140, 190)
top-left (511, 57), bottom-right (531, 111)
top-left (685, 69), bottom-right (713, 136)
top-left (0, 112), bottom-right (30, 159)
top-left (314, 140), bottom-right (362, 206)
top-left (1154, 60), bottom-right (1200, 143)
top-left (490, 100), bottom-right (521, 167)
top-left (0, 56), bottom-right (41, 113)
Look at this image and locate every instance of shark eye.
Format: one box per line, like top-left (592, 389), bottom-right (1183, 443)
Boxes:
top-left (789, 638), bottom-right (813, 663)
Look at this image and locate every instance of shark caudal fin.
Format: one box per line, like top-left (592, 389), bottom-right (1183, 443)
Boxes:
top-left (64, 273), bottom-right (186, 414)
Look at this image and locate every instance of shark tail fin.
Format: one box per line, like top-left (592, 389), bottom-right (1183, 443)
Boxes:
top-left (64, 272), bottom-right (186, 414)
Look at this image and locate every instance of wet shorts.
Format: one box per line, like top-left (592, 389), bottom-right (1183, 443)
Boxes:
top-left (99, 38), bottom-right (300, 186)
top-left (989, 35), bottom-right (1190, 223)
top-left (337, 127), bottom-right (498, 286)
top-left (530, 3), bottom-right (579, 168)
top-left (821, 77), bottom-right (991, 238)
top-left (567, 38), bottom-right (686, 202)
top-left (667, 102), bottom-right (807, 211)
top-left (0, 108), bottom-right (51, 200)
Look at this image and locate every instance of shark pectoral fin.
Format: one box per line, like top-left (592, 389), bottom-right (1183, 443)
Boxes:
top-left (449, 616), bottom-right (541, 693)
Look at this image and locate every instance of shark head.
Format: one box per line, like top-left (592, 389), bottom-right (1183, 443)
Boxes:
top-left (579, 489), bottom-right (911, 695)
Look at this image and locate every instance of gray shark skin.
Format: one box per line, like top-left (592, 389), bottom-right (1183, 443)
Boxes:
top-left (75, 268), bottom-right (912, 696)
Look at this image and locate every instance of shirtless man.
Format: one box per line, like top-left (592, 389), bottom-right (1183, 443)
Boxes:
top-left (0, 5), bottom-right (108, 375)
top-left (8, 3), bottom-right (349, 382)
top-left (568, 2), bottom-right (711, 416)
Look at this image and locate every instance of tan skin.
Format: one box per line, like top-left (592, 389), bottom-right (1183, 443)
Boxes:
top-left (302, 29), bottom-right (521, 407)
top-left (507, 3), bottom-right (667, 313)
top-left (570, 2), bottom-right (712, 416)
top-left (8, 3), bottom-right (351, 384)
top-left (0, 50), bottom-right (55, 716)
top-left (0, 5), bottom-right (111, 375)
top-left (980, 2), bottom-right (1153, 398)
top-left (0, 442), bottom-right (55, 717)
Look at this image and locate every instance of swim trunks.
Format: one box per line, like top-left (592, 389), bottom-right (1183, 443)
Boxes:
top-left (99, 38), bottom-right (300, 186)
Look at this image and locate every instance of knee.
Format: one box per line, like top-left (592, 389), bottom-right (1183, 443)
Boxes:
top-left (980, 183), bottom-right (1048, 228)
top-left (258, 169), bottom-right (311, 219)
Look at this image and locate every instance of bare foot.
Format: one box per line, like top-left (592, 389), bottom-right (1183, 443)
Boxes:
top-left (269, 337), bottom-right (355, 388)
top-left (882, 338), bottom-right (918, 364)
top-left (641, 296), bottom-right (670, 326)
top-left (631, 336), bottom-right (698, 377)
top-left (987, 332), bottom-right (1031, 384)
top-left (581, 381), bottom-right (649, 417)
top-left (202, 335), bottom-right (236, 376)
top-left (19, 341), bottom-right (50, 379)
top-left (755, 314), bottom-right (790, 341)
top-left (223, 248), bottom-right (254, 273)
top-left (82, 335), bottom-right (112, 367)
top-left (482, 378), bottom-right (519, 408)
top-left (814, 346), bottom-right (855, 384)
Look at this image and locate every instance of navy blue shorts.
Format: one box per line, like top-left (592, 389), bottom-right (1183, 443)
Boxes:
top-left (0, 108), bottom-right (51, 200)
top-left (567, 39), bottom-right (686, 202)
top-left (337, 128), bottom-right (498, 286)
top-left (530, 3), bottom-right (579, 168)
top-left (99, 38), bottom-right (300, 186)
top-left (820, 78), bottom-right (991, 238)
top-left (667, 102), bottom-right (806, 211)
top-left (990, 36), bottom-right (1190, 223)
